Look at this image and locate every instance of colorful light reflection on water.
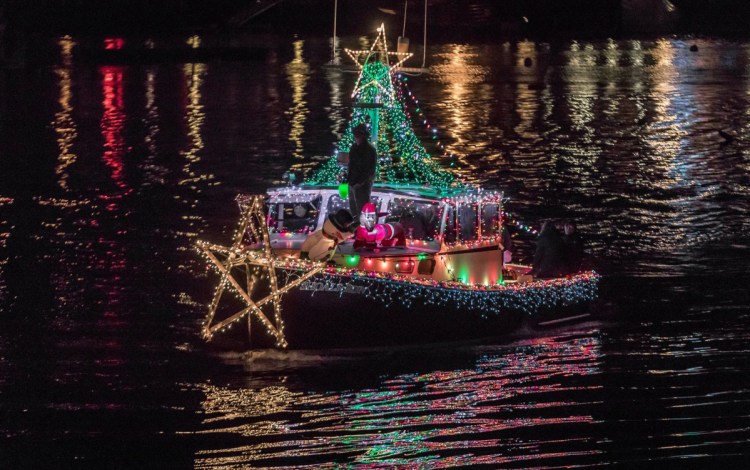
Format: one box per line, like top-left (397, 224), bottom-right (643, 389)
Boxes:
top-left (192, 334), bottom-right (604, 467)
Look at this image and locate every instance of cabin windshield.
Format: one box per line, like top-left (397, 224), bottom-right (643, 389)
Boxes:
top-left (386, 198), bottom-right (441, 240)
top-left (267, 195), bottom-right (321, 234)
top-left (481, 203), bottom-right (502, 237)
top-left (458, 203), bottom-right (479, 241)
top-left (326, 194), bottom-right (382, 215)
top-left (442, 202), bottom-right (480, 243)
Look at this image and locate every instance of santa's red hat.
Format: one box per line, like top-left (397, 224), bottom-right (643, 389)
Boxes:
top-left (361, 202), bottom-right (377, 215)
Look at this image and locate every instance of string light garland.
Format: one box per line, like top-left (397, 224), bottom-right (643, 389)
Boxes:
top-left (393, 73), bottom-right (457, 166)
top-left (279, 262), bottom-right (599, 317)
top-left (502, 211), bottom-right (540, 236)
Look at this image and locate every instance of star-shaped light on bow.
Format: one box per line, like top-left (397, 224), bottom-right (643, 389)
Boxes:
top-left (197, 195), bottom-right (326, 348)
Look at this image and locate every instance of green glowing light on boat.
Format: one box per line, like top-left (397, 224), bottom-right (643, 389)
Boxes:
top-left (459, 266), bottom-right (470, 284)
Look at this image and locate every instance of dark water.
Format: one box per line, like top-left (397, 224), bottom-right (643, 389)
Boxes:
top-left (1, 35), bottom-right (750, 467)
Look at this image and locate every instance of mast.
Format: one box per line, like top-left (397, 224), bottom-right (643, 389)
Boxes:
top-left (332, 0), bottom-right (338, 64)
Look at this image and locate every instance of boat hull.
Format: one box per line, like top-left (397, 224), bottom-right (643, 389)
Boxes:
top-left (241, 270), bottom-right (599, 349)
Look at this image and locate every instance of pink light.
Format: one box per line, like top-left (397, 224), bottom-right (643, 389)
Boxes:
top-left (104, 38), bottom-right (125, 50)
top-left (99, 66), bottom-right (132, 199)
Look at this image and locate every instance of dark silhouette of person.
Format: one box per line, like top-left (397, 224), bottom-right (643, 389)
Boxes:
top-left (562, 220), bottom-right (584, 273)
top-left (347, 124), bottom-right (377, 218)
top-left (530, 220), bottom-right (568, 279)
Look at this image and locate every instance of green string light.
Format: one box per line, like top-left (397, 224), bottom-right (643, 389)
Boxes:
top-left (306, 61), bottom-right (456, 189)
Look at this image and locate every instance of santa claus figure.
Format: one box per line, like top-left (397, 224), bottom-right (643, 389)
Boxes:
top-left (354, 202), bottom-right (405, 250)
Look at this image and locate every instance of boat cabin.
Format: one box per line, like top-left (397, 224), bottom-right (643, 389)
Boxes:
top-left (237, 183), bottom-right (508, 285)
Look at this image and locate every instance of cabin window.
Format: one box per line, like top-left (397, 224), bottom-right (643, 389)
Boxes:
top-left (386, 198), bottom-right (441, 240)
top-left (458, 203), bottom-right (479, 241)
top-left (481, 203), bottom-right (501, 238)
top-left (266, 196), bottom-right (322, 233)
top-left (442, 206), bottom-right (457, 244)
top-left (326, 195), bottom-right (381, 216)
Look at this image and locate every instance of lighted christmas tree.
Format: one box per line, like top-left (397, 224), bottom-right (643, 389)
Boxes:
top-left (305, 25), bottom-right (456, 189)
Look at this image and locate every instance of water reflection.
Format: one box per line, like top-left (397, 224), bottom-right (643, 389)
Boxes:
top-left (563, 43), bottom-right (597, 135)
top-left (97, 65), bottom-right (129, 330)
top-left (325, 66), bottom-right (346, 142)
top-left (431, 45), bottom-right (491, 181)
top-left (646, 38), bottom-right (684, 180)
top-left (180, 63), bottom-right (207, 187)
top-left (514, 81), bottom-right (539, 141)
top-left (0, 197), bottom-right (11, 305)
top-left (637, 39), bottom-right (739, 256)
top-left (138, 67), bottom-right (172, 189)
top-left (177, 62), bottom-right (211, 243)
top-left (53, 36), bottom-right (78, 191)
top-left (286, 40), bottom-right (311, 172)
top-left (100, 65), bottom-right (131, 196)
top-left (144, 69), bottom-right (159, 162)
top-left (192, 333), bottom-right (603, 467)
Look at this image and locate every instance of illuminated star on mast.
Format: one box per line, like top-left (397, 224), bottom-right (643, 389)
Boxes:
top-left (345, 24), bottom-right (413, 98)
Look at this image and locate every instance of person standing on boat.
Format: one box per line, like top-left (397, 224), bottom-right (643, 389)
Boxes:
top-left (530, 220), bottom-right (568, 279)
top-left (347, 124), bottom-right (377, 218)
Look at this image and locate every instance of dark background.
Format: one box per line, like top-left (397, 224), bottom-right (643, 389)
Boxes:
top-left (2, 0), bottom-right (750, 37)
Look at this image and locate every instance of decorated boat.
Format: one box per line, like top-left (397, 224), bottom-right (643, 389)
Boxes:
top-left (197, 26), bottom-right (600, 349)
